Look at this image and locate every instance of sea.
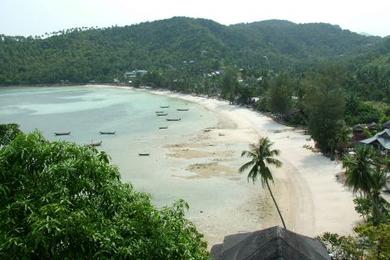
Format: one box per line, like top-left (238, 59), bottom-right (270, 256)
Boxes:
top-left (0, 85), bottom-right (223, 204)
top-left (0, 85), bottom-right (263, 244)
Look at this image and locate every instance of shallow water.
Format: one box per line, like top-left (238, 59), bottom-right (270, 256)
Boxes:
top-left (1, 86), bottom-right (263, 244)
top-left (0, 86), bottom-right (225, 203)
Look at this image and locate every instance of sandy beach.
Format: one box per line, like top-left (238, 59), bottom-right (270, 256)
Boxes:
top-left (146, 88), bottom-right (360, 246)
top-left (0, 84), bottom-right (361, 248)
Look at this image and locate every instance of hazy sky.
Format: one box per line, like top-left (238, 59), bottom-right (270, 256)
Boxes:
top-left (1, 0), bottom-right (389, 37)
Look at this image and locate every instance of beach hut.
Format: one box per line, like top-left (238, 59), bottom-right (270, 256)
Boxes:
top-left (360, 129), bottom-right (390, 154)
top-left (211, 226), bottom-right (330, 260)
top-left (383, 120), bottom-right (390, 129)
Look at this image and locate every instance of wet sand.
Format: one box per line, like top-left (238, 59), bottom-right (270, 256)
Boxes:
top-left (148, 89), bottom-right (360, 247)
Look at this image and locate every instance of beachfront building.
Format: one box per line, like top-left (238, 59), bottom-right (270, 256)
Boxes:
top-left (360, 129), bottom-right (390, 155)
top-left (124, 69), bottom-right (148, 79)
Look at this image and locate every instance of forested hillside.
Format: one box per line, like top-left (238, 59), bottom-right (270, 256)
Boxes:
top-left (0, 17), bottom-right (385, 85)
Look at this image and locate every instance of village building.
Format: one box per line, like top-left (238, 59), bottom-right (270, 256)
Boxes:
top-left (124, 69), bottom-right (147, 78)
top-left (360, 129), bottom-right (390, 154)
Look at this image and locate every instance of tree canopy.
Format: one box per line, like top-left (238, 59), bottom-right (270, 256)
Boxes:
top-left (0, 131), bottom-right (209, 259)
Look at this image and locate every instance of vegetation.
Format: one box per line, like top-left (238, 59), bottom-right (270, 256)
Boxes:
top-left (0, 17), bottom-right (389, 257)
top-left (266, 74), bottom-right (293, 116)
top-left (239, 137), bottom-right (286, 229)
top-left (0, 128), bottom-right (209, 259)
top-left (318, 145), bottom-right (390, 259)
top-left (0, 123), bottom-right (21, 146)
top-left (1, 17), bottom-right (389, 154)
top-left (343, 146), bottom-right (389, 225)
top-left (0, 18), bottom-right (385, 91)
top-left (302, 66), bottom-right (346, 155)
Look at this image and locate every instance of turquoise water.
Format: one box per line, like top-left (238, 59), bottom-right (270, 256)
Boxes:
top-left (0, 85), bottom-right (262, 243)
top-left (0, 86), bottom-right (220, 203)
top-left (0, 86), bottom-right (215, 144)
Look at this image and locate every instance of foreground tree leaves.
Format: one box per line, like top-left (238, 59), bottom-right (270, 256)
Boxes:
top-left (0, 132), bottom-right (209, 259)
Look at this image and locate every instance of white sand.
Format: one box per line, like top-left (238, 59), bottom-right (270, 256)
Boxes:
top-left (89, 85), bottom-right (360, 247)
top-left (149, 89), bottom-right (360, 239)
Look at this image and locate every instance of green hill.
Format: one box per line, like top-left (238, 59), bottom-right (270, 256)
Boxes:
top-left (0, 17), bottom-right (386, 85)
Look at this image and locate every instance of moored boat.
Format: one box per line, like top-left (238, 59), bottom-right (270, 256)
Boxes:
top-left (177, 108), bottom-right (189, 111)
top-left (159, 126), bottom-right (168, 129)
top-left (87, 141), bottom-right (102, 147)
top-left (156, 113), bottom-right (168, 116)
top-left (160, 105), bottom-right (169, 108)
top-left (99, 131), bottom-right (116, 135)
top-left (55, 131), bottom-right (71, 136)
top-left (166, 118), bottom-right (181, 121)
top-left (138, 153), bottom-right (150, 156)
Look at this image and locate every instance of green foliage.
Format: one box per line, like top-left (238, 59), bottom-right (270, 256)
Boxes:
top-left (303, 65), bottom-right (346, 154)
top-left (318, 232), bottom-right (363, 259)
top-left (321, 143), bottom-right (390, 259)
top-left (319, 223), bottom-right (390, 260)
top-left (266, 75), bottom-right (293, 115)
top-left (353, 197), bottom-right (374, 222)
top-left (354, 223), bottom-right (390, 260)
top-left (343, 145), bottom-right (389, 225)
top-left (345, 96), bottom-right (383, 125)
top-left (343, 145), bottom-right (377, 195)
top-left (0, 17), bottom-right (384, 89)
top-left (353, 196), bottom-right (390, 224)
top-left (239, 137), bottom-right (282, 186)
top-left (0, 132), bottom-right (209, 259)
top-left (220, 68), bottom-right (238, 103)
top-left (0, 123), bottom-right (21, 146)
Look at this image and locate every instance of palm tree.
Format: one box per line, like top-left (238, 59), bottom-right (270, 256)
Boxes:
top-left (239, 137), bottom-right (286, 229)
top-left (370, 170), bottom-right (389, 225)
top-left (342, 145), bottom-right (389, 225)
top-left (342, 145), bottom-right (375, 196)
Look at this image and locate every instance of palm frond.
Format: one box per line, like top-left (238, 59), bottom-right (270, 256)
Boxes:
top-left (270, 148), bottom-right (280, 157)
top-left (239, 160), bottom-right (255, 173)
top-left (266, 158), bottom-right (282, 168)
top-left (241, 150), bottom-right (256, 158)
top-left (247, 166), bottom-right (259, 184)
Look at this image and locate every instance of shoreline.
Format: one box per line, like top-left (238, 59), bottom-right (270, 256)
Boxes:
top-left (146, 87), bottom-right (360, 238)
top-left (1, 84), bottom-right (360, 247)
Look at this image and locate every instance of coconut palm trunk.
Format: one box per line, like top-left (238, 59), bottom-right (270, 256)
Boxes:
top-left (240, 137), bottom-right (287, 229)
top-left (265, 179), bottom-right (286, 229)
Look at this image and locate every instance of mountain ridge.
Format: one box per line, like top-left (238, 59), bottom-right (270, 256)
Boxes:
top-left (0, 16), bottom-right (387, 85)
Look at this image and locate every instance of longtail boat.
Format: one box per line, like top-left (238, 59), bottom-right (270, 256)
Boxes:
top-left (87, 141), bottom-right (102, 147)
top-left (99, 131), bottom-right (116, 135)
top-left (55, 131), bottom-right (71, 136)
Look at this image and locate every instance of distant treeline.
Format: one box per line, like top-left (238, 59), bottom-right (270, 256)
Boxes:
top-left (1, 17), bottom-right (389, 155)
top-left (0, 17), bottom-right (388, 100)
